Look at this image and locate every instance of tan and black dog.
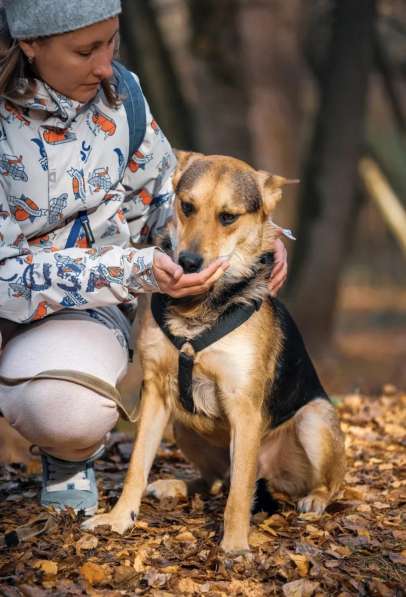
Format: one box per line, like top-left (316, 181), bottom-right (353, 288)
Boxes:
top-left (83, 152), bottom-right (345, 554)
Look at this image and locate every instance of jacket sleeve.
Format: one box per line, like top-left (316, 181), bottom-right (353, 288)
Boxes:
top-left (121, 88), bottom-right (177, 245)
top-left (0, 179), bottom-right (159, 323)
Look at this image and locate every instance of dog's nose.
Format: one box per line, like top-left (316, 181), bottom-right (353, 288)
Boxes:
top-left (178, 251), bottom-right (203, 273)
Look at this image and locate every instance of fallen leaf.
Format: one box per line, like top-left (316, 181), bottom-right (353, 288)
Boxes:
top-left (289, 553), bottom-right (310, 577)
top-left (327, 545), bottom-right (352, 558)
top-left (262, 513), bottom-right (288, 528)
top-left (33, 560), bottom-right (58, 577)
top-left (114, 565), bottom-right (138, 584)
top-left (76, 534), bottom-right (98, 554)
top-left (388, 552), bottom-right (406, 565)
top-left (305, 524), bottom-right (325, 537)
top-left (249, 529), bottom-right (273, 546)
top-left (133, 550), bottom-right (147, 573)
top-left (356, 504), bottom-right (371, 513)
top-left (176, 577), bottom-right (203, 593)
top-left (80, 561), bottom-right (108, 586)
top-left (367, 579), bottom-right (395, 597)
top-left (282, 579), bottom-right (319, 597)
top-left (174, 530), bottom-right (196, 543)
top-left (342, 487), bottom-right (365, 501)
top-left (144, 569), bottom-right (169, 588)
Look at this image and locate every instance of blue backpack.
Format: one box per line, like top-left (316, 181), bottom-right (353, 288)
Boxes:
top-left (113, 61), bottom-right (147, 160)
top-left (65, 61), bottom-right (147, 249)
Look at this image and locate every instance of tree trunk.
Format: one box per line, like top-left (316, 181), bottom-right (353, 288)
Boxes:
top-left (237, 0), bottom-right (306, 229)
top-left (120, 0), bottom-right (194, 148)
top-left (288, 0), bottom-right (377, 351)
top-left (186, 0), bottom-right (253, 161)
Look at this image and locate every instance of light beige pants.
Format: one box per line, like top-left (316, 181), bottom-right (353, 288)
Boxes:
top-left (0, 319), bottom-right (128, 461)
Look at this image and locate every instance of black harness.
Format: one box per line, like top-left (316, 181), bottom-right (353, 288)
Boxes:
top-left (150, 294), bottom-right (262, 413)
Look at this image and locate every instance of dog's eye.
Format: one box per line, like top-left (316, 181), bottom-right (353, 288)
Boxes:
top-left (219, 212), bottom-right (239, 226)
top-left (181, 201), bottom-right (195, 217)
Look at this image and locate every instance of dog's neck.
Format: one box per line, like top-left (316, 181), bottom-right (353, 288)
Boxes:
top-left (164, 251), bottom-right (274, 338)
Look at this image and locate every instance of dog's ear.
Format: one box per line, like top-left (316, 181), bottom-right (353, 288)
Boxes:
top-left (256, 171), bottom-right (299, 215)
top-left (172, 149), bottom-right (204, 189)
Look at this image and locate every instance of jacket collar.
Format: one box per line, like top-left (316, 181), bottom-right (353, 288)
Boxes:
top-left (9, 80), bottom-right (101, 128)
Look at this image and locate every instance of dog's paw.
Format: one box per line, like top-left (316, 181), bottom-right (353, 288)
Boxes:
top-left (298, 493), bottom-right (328, 515)
top-left (81, 511), bottom-right (135, 535)
top-left (220, 537), bottom-right (251, 557)
top-left (146, 479), bottom-right (188, 500)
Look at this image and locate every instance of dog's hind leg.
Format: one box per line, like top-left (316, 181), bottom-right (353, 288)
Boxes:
top-left (295, 399), bottom-right (345, 514)
top-left (259, 398), bottom-right (345, 514)
top-left (83, 377), bottom-right (170, 534)
top-left (147, 421), bottom-right (229, 500)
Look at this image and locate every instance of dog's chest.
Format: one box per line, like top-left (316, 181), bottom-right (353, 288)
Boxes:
top-left (143, 306), bottom-right (259, 417)
top-left (171, 370), bottom-right (220, 417)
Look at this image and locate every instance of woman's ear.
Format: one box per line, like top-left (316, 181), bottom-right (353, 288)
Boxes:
top-left (18, 39), bottom-right (36, 63)
top-left (256, 170), bottom-right (299, 215)
top-left (172, 149), bottom-right (204, 189)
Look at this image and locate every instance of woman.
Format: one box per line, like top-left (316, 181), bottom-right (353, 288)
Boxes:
top-left (0, 0), bottom-right (287, 516)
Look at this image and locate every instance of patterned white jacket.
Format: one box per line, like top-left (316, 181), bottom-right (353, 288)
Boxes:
top-left (0, 72), bottom-right (177, 323)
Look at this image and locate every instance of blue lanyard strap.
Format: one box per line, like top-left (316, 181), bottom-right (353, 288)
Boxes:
top-left (65, 210), bottom-right (95, 249)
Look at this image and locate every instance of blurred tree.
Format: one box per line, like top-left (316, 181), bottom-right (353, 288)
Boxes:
top-left (119, 0), bottom-right (194, 148)
top-left (187, 0), bottom-right (253, 162)
top-left (288, 0), bottom-right (377, 351)
top-left (187, 0), bottom-right (305, 227)
top-left (237, 0), bottom-right (306, 228)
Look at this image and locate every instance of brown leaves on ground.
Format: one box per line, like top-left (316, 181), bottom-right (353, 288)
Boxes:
top-left (0, 391), bottom-right (405, 596)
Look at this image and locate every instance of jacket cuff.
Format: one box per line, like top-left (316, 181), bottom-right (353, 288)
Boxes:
top-left (128, 246), bottom-right (160, 293)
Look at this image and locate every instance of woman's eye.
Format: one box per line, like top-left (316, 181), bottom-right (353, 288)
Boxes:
top-left (78, 51), bottom-right (92, 57)
top-left (219, 212), bottom-right (239, 226)
top-left (181, 202), bottom-right (195, 217)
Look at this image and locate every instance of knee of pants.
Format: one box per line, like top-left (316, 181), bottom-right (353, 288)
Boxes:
top-left (3, 379), bottom-right (119, 458)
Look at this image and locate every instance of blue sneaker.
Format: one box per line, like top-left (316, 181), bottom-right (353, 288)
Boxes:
top-left (40, 449), bottom-right (103, 516)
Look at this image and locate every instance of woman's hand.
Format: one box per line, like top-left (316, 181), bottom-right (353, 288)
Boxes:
top-left (153, 250), bottom-right (229, 298)
top-left (268, 239), bottom-right (288, 296)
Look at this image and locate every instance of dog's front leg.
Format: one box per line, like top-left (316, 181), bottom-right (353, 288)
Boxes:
top-left (83, 378), bottom-right (170, 534)
top-left (221, 404), bottom-right (262, 554)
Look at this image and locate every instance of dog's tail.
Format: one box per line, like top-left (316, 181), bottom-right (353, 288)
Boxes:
top-left (252, 478), bottom-right (279, 515)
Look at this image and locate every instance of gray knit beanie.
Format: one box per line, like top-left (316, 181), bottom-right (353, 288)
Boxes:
top-left (0, 0), bottom-right (122, 40)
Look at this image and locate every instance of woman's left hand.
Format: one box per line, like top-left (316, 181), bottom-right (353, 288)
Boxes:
top-left (268, 239), bottom-right (288, 296)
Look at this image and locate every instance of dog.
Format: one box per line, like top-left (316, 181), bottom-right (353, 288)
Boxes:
top-left (83, 151), bottom-right (345, 554)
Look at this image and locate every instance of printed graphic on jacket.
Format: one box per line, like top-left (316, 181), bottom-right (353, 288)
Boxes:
top-left (0, 72), bottom-right (177, 323)
top-left (88, 106), bottom-right (117, 138)
top-left (0, 154), bottom-right (28, 181)
top-left (8, 195), bottom-right (48, 223)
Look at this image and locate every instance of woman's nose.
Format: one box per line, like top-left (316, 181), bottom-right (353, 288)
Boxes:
top-left (93, 51), bottom-right (114, 80)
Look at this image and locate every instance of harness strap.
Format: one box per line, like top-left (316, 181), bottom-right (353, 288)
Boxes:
top-left (150, 294), bottom-right (262, 413)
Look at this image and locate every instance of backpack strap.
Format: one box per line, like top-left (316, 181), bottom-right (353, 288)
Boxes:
top-left (113, 60), bottom-right (147, 160)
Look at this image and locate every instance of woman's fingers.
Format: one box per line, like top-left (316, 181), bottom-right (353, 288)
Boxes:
top-left (153, 251), bottom-right (183, 281)
top-left (268, 239), bottom-right (288, 297)
top-left (172, 257), bottom-right (229, 291)
top-left (152, 251), bottom-right (229, 297)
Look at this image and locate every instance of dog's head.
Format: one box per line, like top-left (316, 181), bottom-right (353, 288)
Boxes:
top-left (165, 151), bottom-right (294, 282)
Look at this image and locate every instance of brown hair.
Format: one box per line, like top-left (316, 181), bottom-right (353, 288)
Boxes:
top-left (0, 30), bottom-right (120, 107)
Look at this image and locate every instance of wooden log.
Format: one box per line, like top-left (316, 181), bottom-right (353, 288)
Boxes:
top-left (359, 156), bottom-right (406, 257)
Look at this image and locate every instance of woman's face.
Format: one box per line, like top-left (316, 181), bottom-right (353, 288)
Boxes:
top-left (19, 17), bottom-right (119, 103)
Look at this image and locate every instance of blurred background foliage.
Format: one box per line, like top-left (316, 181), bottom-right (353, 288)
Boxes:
top-left (119, 0), bottom-right (405, 392)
